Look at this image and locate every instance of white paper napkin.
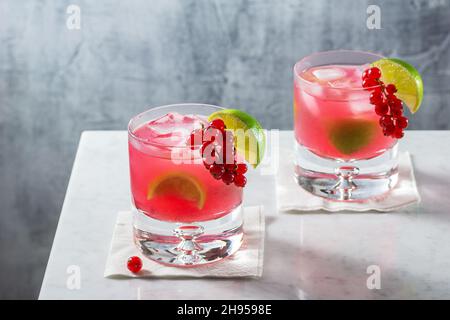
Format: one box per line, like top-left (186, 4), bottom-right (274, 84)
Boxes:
top-left (276, 150), bottom-right (420, 212)
top-left (104, 206), bottom-right (264, 278)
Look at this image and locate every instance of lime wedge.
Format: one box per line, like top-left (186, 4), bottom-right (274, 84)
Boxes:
top-left (208, 109), bottom-right (265, 168)
top-left (147, 172), bottom-right (206, 209)
top-left (371, 58), bottom-right (423, 113)
top-left (329, 119), bottom-right (377, 155)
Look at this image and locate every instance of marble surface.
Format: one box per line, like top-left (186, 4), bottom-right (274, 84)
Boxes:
top-left (39, 131), bottom-right (450, 299)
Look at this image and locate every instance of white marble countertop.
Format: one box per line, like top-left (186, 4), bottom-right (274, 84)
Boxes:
top-left (39, 130), bottom-right (450, 299)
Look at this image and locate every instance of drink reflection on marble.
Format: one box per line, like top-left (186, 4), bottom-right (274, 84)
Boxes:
top-left (128, 104), bottom-right (243, 266)
top-left (293, 50), bottom-right (399, 201)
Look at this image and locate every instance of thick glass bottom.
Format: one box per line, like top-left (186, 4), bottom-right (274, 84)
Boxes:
top-left (133, 205), bottom-right (243, 266)
top-left (294, 141), bottom-right (399, 201)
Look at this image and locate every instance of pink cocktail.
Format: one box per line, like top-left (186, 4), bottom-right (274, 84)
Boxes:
top-left (294, 64), bottom-right (396, 161)
top-left (129, 112), bottom-right (242, 223)
top-left (293, 51), bottom-right (399, 201)
top-left (128, 104), bottom-right (244, 266)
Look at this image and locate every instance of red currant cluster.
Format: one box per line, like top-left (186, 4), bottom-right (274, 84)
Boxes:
top-left (362, 67), bottom-right (408, 138)
top-left (189, 119), bottom-right (248, 187)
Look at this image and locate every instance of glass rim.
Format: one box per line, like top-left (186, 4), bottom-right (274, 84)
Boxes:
top-left (293, 49), bottom-right (385, 92)
top-left (128, 103), bottom-right (225, 149)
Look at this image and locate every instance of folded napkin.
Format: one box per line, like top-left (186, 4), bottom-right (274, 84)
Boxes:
top-left (104, 206), bottom-right (264, 278)
top-left (276, 150), bottom-right (420, 212)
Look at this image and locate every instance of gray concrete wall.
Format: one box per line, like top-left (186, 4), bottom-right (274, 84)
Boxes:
top-left (0, 0), bottom-right (449, 298)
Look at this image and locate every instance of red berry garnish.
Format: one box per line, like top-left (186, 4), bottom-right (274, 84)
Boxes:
top-left (379, 115), bottom-right (393, 128)
top-left (362, 69), bottom-right (370, 80)
top-left (396, 116), bottom-right (408, 129)
top-left (210, 164), bottom-right (225, 179)
top-left (391, 108), bottom-right (403, 118)
top-left (362, 66), bottom-right (408, 139)
top-left (362, 78), bottom-right (379, 90)
top-left (388, 97), bottom-right (402, 109)
top-left (362, 67), bottom-right (381, 80)
top-left (225, 163), bottom-right (236, 172)
top-left (127, 256), bottom-right (142, 273)
top-left (383, 123), bottom-right (395, 136)
top-left (210, 119), bottom-right (226, 131)
top-left (234, 174), bottom-right (247, 187)
top-left (236, 163), bottom-right (248, 175)
top-left (374, 103), bottom-right (389, 116)
top-left (369, 91), bottom-right (383, 104)
top-left (369, 67), bottom-right (381, 79)
top-left (222, 172), bottom-right (235, 185)
top-left (386, 84), bottom-right (397, 94)
top-left (393, 127), bottom-right (404, 139)
top-left (191, 123), bottom-right (249, 188)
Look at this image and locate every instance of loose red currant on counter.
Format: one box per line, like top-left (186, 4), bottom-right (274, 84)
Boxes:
top-left (127, 256), bottom-right (143, 273)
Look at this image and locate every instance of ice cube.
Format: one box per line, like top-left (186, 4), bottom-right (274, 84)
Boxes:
top-left (312, 67), bottom-right (346, 81)
top-left (144, 112), bottom-right (207, 146)
top-left (348, 99), bottom-right (373, 114)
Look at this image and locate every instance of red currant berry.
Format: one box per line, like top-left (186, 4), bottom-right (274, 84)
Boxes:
top-left (375, 103), bottom-right (389, 116)
top-left (379, 115), bottom-right (393, 128)
top-left (203, 126), bottom-right (223, 143)
top-left (391, 108), bottom-right (403, 117)
top-left (362, 78), bottom-right (379, 90)
top-left (388, 97), bottom-right (403, 109)
top-left (393, 127), bottom-right (404, 139)
top-left (383, 123), bottom-right (395, 136)
top-left (369, 91), bottom-right (383, 104)
top-left (127, 256), bottom-right (143, 273)
top-left (368, 67), bottom-right (381, 79)
top-left (396, 116), bottom-right (408, 129)
top-left (236, 163), bottom-right (248, 175)
top-left (210, 164), bottom-right (225, 179)
top-left (362, 69), bottom-right (370, 80)
top-left (385, 84), bottom-right (397, 94)
top-left (210, 119), bottom-right (226, 131)
top-left (222, 172), bottom-right (235, 185)
top-left (234, 174), bottom-right (247, 187)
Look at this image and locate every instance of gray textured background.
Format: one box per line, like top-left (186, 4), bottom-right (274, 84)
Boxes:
top-left (0, 0), bottom-right (449, 299)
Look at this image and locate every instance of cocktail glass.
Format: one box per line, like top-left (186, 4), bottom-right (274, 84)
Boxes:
top-left (128, 104), bottom-right (243, 266)
top-left (293, 50), bottom-right (399, 200)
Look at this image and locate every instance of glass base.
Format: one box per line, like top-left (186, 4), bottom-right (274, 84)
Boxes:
top-left (294, 141), bottom-right (399, 201)
top-left (133, 206), bottom-right (243, 266)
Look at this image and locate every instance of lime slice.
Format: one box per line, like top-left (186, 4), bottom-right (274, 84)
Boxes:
top-left (329, 119), bottom-right (377, 155)
top-left (147, 172), bottom-right (206, 209)
top-left (371, 58), bottom-right (423, 113)
top-left (208, 109), bottom-right (265, 168)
